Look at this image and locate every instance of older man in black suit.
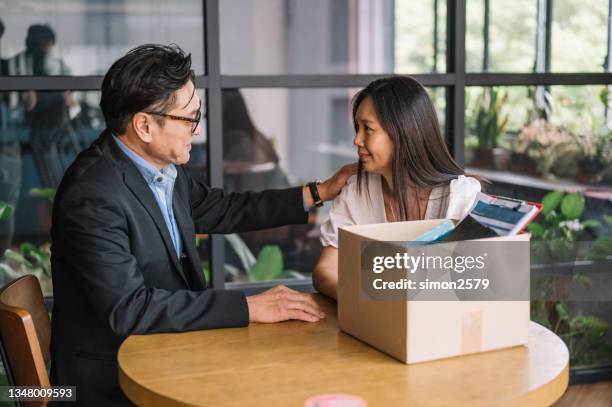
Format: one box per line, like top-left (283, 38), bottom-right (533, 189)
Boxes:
top-left (49, 44), bottom-right (356, 406)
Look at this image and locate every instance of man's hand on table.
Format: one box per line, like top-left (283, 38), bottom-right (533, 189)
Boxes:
top-left (246, 285), bottom-right (325, 323)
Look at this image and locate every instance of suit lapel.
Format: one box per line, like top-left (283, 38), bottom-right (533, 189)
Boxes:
top-left (173, 172), bottom-right (207, 290)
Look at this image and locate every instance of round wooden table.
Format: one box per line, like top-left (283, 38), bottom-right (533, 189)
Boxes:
top-left (118, 296), bottom-right (569, 406)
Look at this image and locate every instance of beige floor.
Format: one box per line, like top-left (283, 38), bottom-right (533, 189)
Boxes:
top-left (553, 381), bottom-right (612, 407)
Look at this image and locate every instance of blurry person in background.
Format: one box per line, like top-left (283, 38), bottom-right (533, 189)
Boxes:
top-left (5, 24), bottom-right (69, 76)
top-left (5, 24), bottom-right (81, 187)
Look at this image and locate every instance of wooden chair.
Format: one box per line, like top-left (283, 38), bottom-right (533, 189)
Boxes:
top-left (0, 275), bottom-right (51, 406)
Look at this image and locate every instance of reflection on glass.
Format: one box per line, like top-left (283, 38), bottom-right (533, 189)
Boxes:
top-left (221, 87), bottom-right (445, 284)
top-left (220, 0), bottom-right (445, 74)
top-left (0, 90), bottom-right (103, 296)
top-left (0, 1), bottom-right (204, 75)
top-left (0, 89), bottom-right (208, 296)
top-left (466, 0), bottom-right (536, 72)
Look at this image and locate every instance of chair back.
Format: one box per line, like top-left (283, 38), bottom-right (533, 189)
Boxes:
top-left (0, 275), bottom-right (51, 406)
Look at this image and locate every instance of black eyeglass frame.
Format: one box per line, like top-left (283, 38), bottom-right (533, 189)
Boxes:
top-left (145, 100), bottom-right (202, 133)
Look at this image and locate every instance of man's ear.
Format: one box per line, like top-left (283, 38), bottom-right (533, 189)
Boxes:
top-left (131, 112), bottom-right (155, 143)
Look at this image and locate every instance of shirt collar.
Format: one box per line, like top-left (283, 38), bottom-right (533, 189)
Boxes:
top-left (112, 134), bottom-right (177, 184)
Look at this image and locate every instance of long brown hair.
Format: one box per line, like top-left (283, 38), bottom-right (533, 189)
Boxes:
top-left (353, 75), bottom-right (466, 221)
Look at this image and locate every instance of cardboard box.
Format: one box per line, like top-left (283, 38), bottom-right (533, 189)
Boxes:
top-left (338, 219), bottom-right (530, 364)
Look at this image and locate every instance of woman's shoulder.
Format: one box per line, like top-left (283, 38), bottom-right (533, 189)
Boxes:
top-left (339, 173), bottom-right (380, 198)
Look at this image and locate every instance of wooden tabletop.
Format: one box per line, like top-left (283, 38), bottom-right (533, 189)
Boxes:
top-left (118, 295), bottom-right (569, 407)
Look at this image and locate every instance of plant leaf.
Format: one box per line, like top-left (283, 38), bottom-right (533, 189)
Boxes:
top-left (29, 188), bottom-right (57, 203)
top-left (560, 192), bottom-right (585, 220)
top-left (581, 219), bottom-right (601, 229)
top-left (584, 236), bottom-right (612, 260)
top-left (542, 191), bottom-right (564, 216)
top-left (527, 222), bottom-right (545, 237)
top-left (603, 214), bottom-right (612, 228)
top-left (0, 202), bottom-right (14, 221)
top-left (3, 249), bottom-right (33, 268)
top-left (555, 302), bottom-right (569, 321)
top-left (249, 245), bottom-right (284, 281)
top-left (571, 315), bottom-right (610, 343)
top-left (573, 274), bottom-right (592, 289)
top-left (0, 262), bottom-right (22, 281)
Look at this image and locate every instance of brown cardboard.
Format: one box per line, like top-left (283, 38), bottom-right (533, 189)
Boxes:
top-left (338, 219), bottom-right (530, 364)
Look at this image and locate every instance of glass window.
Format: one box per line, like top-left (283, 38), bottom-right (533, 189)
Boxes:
top-left (0, 89), bottom-right (208, 296)
top-left (467, 0), bottom-right (610, 73)
top-left (219, 0), bottom-right (446, 75)
top-left (465, 85), bottom-right (611, 188)
top-left (0, 0), bottom-right (204, 76)
top-left (552, 0), bottom-right (608, 72)
top-left (465, 85), bottom-right (612, 372)
top-left (466, 0), bottom-right (537, 72)
top-left (220, 87), bottom-right (445, 285)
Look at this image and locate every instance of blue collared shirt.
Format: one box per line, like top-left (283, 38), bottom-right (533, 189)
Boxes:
top-left (113, 135), bottom-right (182, 258)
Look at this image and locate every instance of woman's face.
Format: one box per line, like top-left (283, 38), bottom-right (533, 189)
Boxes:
top-left (353, 96), bottom-right (394, 176)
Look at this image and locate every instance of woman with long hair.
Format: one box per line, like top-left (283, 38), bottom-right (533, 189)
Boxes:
top-left (313, 76), bottom-right (481, 300)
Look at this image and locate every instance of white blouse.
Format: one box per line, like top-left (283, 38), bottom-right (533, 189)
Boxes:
top-left (320, 173), bottom-right (481, 248)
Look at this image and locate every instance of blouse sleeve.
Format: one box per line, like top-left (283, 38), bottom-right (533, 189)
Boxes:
top-left (445, 175), bottom-right (481, 220)
top-left (319, 176), bottom-right (358, 248)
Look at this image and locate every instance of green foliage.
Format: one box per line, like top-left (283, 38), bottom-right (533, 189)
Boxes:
top-left (526, 222), bottom-right (545, 237)
top-left (529, 191), bottom-right (610, 263)
top-left (531, 298), bottom-right (612, 366)
top-left (572, 274), bottom-right (592, 290)
top-left (250, 245), bottom-right (285, 281)
top-left (0, 202), bottom-right (14, 221)
top-left (471, 87), bottom-right (509, 149)
top-left (560, 193), bottom-right (585, 220)
top-left (584, 237), bottom-right (612, 261)
top-left (541, 191), bottom-right (563, 216)
top-left (1, 244), bottom-right (53, 297)
top-left (3, 244), bottom-right (51, 278)
top-left (530, 188), bottom-right (612, 367)
top-left (201, 235), bottom-right (305, 283)
top-left (565, 314), bottom-right (612, 366)
top-left (29, 187), bottom-right (57, 203)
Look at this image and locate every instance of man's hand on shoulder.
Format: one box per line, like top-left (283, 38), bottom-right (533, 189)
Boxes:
top-left (246, 285), bottom-right (325, 323)
top-left (303, 163), bottom-right (358, 209)
top-left (318, 162), bottom-right (358, 202)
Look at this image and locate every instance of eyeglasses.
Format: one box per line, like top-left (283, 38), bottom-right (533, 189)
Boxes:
top-left (145, 100), bottom-right (202, 133)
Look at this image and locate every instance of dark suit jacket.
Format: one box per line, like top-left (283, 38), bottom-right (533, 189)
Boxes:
top-left (49, 130), bottom-right (308, 406)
